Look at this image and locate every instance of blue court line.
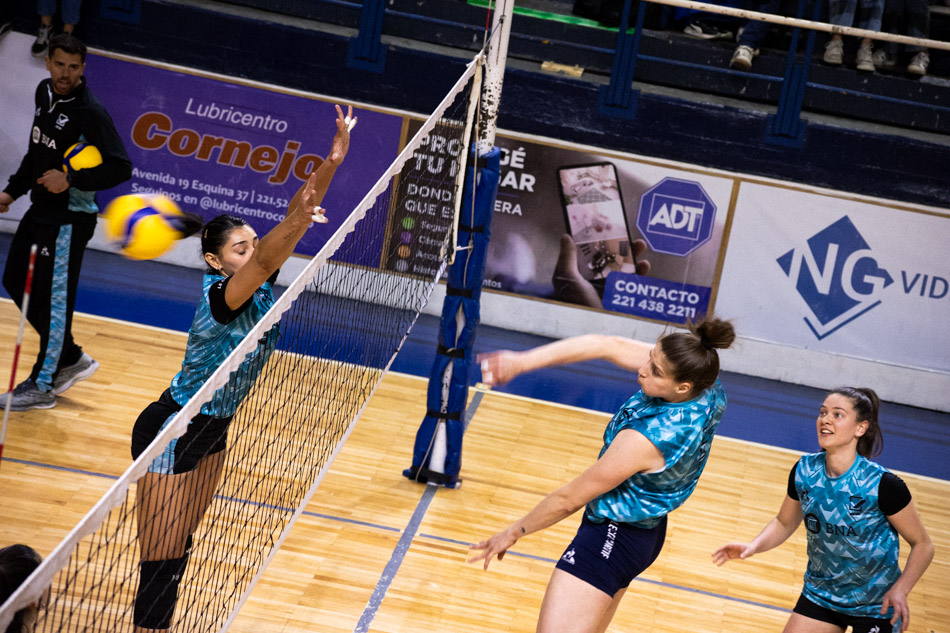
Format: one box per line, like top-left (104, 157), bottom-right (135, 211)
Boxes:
top-left (2, 457), bottom-right (122, 480)
top-left (352, 388), bottom-right (488, 633)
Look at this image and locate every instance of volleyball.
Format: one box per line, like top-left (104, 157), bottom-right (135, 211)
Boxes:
top-left (63, 142), bottom-right (103, 175)
top-left (102, 193), bottom-right (201, 260)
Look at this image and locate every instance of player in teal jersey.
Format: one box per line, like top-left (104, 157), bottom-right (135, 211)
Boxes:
top-left (470, 318), bottom-right (735, 633)
top-left (128, 105), bottom-right (355, 633)
top-left (713, 387), bottom-right (934, 633)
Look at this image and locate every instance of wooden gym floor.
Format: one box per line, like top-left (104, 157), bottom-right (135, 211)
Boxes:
top-left (1, 300), bottom-right (947, 632)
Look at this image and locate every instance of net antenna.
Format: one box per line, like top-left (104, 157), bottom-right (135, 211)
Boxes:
top-left (0, 50), bottom-right (485, 633)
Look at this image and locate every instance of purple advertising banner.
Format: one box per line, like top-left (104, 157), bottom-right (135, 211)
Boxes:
top-left (87, 54), bottom-right (405, 265)
top-left (484, 136), bottom-right (735, 324)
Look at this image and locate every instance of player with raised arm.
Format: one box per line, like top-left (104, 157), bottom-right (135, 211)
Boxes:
top-left (471, 318), bottom-right (735, 633)
top-left (129, 105), bottom-right (355, 633)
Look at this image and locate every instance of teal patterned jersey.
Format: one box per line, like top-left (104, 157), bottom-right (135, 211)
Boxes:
top-left (585, 379), bottom-right (727, 528)
top-left (793, 453), bottom-right (901, 618)
top-left (170, 274), bottom-right (278, 417)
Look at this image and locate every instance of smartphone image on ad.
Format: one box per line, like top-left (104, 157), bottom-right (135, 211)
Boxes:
top-left (557, 162), bottom-right (636, 281)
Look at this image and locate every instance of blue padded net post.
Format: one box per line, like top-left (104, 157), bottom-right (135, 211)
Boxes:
top-left (403, 147), bottom-right (500, 487)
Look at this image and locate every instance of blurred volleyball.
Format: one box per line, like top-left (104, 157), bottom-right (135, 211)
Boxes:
top-left (63, 142), bottom-right (103, 175)
top-left (102, 193), bottom-right (202, 260)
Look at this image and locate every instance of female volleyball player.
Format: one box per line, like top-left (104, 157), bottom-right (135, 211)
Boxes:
top-left (713, 387), bottom-right (934, 633)
top-left (470, 318), bottom-right (735, 633)
top-left (0, 544), bottom-right (43, 633)
top-left (129, 105), bottom-right (355, 632)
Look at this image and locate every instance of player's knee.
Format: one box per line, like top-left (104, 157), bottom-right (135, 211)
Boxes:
top-left (133, 537), bottom-right (193, 630)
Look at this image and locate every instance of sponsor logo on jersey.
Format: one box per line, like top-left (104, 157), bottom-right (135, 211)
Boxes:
top-left (848, 495), bottom-right (867, 517)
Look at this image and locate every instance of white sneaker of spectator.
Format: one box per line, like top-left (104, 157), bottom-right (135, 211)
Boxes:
top-left (872, 49), bottom-right (896, 69)
top-left (823, 39), bottom-right (844, 65)
top-left (730, 45), bottom-right (759, 71)
top-left (907, 51), bottom-right (929, 76)
top-left (855, 41), bottom-right (875, 72)
top-left (684, 19), bottom-right (734, 40)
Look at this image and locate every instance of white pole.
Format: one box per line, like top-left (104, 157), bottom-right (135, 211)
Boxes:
top-left (478, 0), bottom-right (516, 155)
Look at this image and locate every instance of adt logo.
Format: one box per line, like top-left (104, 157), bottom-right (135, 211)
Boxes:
top-left (776, 216), bottom-right (893, 340)
top-left (637, 178), bottom-right (716, 256)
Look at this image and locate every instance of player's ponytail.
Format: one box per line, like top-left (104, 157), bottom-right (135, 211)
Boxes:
top-left (658, 317), bottom-right (736, 395)
top-left (829, 386), bottom-right (883, 458)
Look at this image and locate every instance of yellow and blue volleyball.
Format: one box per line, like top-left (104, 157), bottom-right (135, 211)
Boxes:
top-left (63, 142), bottom-right (103, 175)
top-left (102, 193), bottom-right (201, 260)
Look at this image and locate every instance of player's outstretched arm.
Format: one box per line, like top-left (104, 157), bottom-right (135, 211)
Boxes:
top-left (469, 428), bottom-right (664, 570)
top-left (712, 495), bottom-right (802, 566)
top-left (225, 105), bottom-right (354, 307)
top-left (478, 335), bottom-right (652, 386)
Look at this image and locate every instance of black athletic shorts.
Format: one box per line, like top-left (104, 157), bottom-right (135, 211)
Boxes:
top-left (793, 594), bottom-right (898, 633)
top-left (131, 389), bottom-right (233, 475)
top-left (554, 514), bottom-right (667, 597)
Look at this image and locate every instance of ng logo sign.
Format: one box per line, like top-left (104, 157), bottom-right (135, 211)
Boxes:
top-left (776, 216), bottom-right (894, 340)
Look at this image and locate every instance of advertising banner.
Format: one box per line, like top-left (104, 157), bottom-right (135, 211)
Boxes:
top-left (87, 54), bottom-right (404, 264)
top-left (482, 136), bottom-right (735, 324)
top-left (716, 182), bottom-right (950, 372)
top-left (382, 118), bottom-right (466, 279)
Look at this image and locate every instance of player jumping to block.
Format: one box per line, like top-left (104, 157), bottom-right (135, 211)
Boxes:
top-left (129, 105), bottom-right (355, 632)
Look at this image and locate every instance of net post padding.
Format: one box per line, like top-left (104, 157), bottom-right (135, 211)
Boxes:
top-left (0, 50), bottom-right (485, 633)
top-left (403, 147), bottom-right (501, 487)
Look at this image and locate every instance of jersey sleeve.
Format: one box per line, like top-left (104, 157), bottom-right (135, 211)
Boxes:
top-left (878, 472), bottom-right (912, 516)
top-left (207, 271), bottom-right (279, 324)
top-left (208, 277), bottom-right (254, 324)
top-left (4, 85), bottom-right (43, 199)
top-left (67, 104), bottom-right (132, 192)
top-left (3, 152), bottom-right (33, 200)
top-left (787, 460), bottom-right (800, 500)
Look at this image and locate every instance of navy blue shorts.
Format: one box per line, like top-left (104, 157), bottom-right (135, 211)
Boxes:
top-left (555, 514), bottom-right (667, 597)
top-left (131, 389), bottom-right (233, 475)
top-left (794, 594), bottom-right (898, 633)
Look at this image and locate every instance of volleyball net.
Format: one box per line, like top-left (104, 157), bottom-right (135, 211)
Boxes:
top-left (0, 51), bottom-right (484, 633)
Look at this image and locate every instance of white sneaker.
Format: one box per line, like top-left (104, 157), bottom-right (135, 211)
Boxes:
top-left (855, 42), bottom-right (875, 72)
top-left (872, 49), bottom-right (896, 68)
top-left (907, 51), bottom-right (929, 76)
top-left (52, 353), bottom-right (100, 395)
top-left (31, 24), bottom-right (52, 57)
top-left (823, 39), bottom-right (844, 65)
top-left (730, 45), bottom-right (758, 71)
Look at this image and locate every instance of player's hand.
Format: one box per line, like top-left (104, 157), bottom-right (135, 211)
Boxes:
top-left (38, 170), bottom-right (69, 194)
top-left (477, 350), bottom-right (524, 387)
top-left (0, 191), bottom-right (13, 214)
top-left (468, 527), bottom-right (519, 570)
top-left (328, 104), bottom-right (356, 166)
top-left (287, 170), bottom-right (327, 226)
top-left (880, 585), bottom-right (910, 631)
top-left (711, 543), bottom-right (755, 566)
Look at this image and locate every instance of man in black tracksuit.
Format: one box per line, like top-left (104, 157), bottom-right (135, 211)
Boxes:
top-left (0, 34), bottom-right (132, 411)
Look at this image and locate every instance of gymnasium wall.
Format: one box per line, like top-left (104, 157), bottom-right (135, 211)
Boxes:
top-left (1, 33), bottom-right (947, 412)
